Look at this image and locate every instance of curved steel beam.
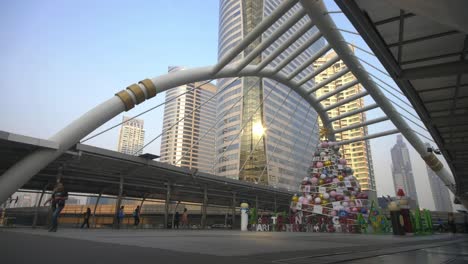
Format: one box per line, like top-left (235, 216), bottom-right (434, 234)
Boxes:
top-left (300, 0), bottom-right (456, 194)
top-left (0, 65), bottom-right (333, 203)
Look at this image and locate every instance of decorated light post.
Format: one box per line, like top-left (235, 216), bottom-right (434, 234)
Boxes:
top-left (240, 202), bottom-right (249, 231)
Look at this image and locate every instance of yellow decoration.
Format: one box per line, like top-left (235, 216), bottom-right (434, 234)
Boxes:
top-left (319, 179), bottom-right (325, 185)
top-left (292, 195), bottom-right (298, 202)
top-left (319, 194), bottom-right (324, 199)
top-left (321, 200), bottom-right (327, 205)
top-left (324, 160), bottom-right (332, 166)
top-left (319, 127), bottom-right (329, 139)
top-left (338, 175), bottom-right (344, 181)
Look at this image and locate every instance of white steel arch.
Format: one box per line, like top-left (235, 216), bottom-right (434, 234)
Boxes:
top-left (0, 0), bottom-right (457, 203)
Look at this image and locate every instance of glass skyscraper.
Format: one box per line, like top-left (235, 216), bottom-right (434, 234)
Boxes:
top-left (391, 135), bottom-right (419, 206)
top-left (216, 0), bottom-right (323, 190)
top-left (160, 66), bottom-right (217, 174)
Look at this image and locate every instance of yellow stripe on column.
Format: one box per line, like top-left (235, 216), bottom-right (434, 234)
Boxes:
top-left (423, 153), bottom-right (443, 172)
top-left (115, 90), bottom-right (135, 111)
top-left (127, 84), bottom-right (146, 104)
top-left (139, 79), bottom-right (157, 99)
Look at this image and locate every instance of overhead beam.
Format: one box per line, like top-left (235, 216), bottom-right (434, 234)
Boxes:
top-left (399, 60), bottom-right (468, 80)
top-left (272, 35), bottom-right (327, 74)
top-left (323, 91), bottom-right (368, 112)
top-left (256, 20), bottom-right (315, 72)
top-left (291, 54), bottom-right (340, 82)
top-left (333, 116), bottom-right (389, 134)
top-left (329, 103), bottom-right (379, 122)
top-left (431, 114), bottom-right (468, 126)
top-left (235, 8), bottom-right (307, 72)
top-left (387, 31), bottom-right (459, 48)
top-left (334, 129), bottom-right (400, 146)
top-left (317, 79), bottom-right (359, 102)
top-left (306, 67), bottom-right (350, 93)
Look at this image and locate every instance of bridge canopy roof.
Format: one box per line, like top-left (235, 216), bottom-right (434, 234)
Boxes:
top-left (0, 131), bottom-right (292, 209)
top-left (337, 0), bottom-right (468, 201)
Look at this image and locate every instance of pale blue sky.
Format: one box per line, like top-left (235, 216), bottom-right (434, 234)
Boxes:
top-left (1, 0), bottom-right (448, 209)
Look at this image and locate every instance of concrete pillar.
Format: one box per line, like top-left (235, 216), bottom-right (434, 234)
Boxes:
top-left (32, 188), bottom-right (47, 228)
top-left (201, 185), bottom-right (208, 229)
top-left (113, 175), bottom-right (124, 229)
top-left (164, 182), bottom-right (171, 229)
top-left (92, 193), bottom-right (102, 228)
top-left (231, 192), bottom-right (236, 228)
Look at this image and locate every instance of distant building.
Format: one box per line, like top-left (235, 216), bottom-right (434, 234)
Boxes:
top-left (425, 144), bottom-right (453, 212)
top-left (117, 116), bottom-right (145, 155)
top-left (390, 135), bottom-right (419, 206)
top-left (160, 66), bottom-right (217, 174)
top-left (313, 49), bottom-right (375, 192)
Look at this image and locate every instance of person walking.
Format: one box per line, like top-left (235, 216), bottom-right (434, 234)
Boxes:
top-left (117, 206), bottom-right (125, 228)
top-left (436, 218), bottom-right (444, 233)
top-left (133, 206), bottom-right (140, 227)
top-left (448, 212), bottom-right (456, 234)
top-left (181, 208), bottom-right (189, 229)
top-left (81, 207), bottom-right (91, 228)
top-left (174, 211), bottom-right (180, 229)
top-left (44, 182), bottom-right (68, 232)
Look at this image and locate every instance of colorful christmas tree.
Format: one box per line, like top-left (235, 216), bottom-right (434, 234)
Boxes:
top-left (290, 141), bottom-right (370, 233)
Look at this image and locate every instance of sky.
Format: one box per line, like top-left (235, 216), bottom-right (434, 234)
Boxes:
top-left (0, 0), bottom-right (454, 210)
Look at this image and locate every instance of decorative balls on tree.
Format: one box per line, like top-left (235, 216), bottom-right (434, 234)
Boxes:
top-left (291, 141), bottom-right (370, 232)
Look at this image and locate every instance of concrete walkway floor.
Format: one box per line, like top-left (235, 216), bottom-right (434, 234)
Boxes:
top-left (1, 228), bottom-right (467, 264)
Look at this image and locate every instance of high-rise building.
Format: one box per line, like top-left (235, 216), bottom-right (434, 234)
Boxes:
top-left (390, 135), bottom-right (419, 206)
top-left (425, 143), bottom-right (453, 212)
top-left (160, 66), bottom-right (217, 173)
top-left (216, 0), bottom-right (323, 190)
top-left (117, 116), bottom-right (145, 155)
top-left (313, 50), bottom-right (375, 192)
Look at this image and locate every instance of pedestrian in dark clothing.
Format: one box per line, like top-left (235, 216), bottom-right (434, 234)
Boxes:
top-left (44, 182), bottom-right (68, 232)
top-left (81, 207), bottom-right (91, 228)
top-left (437, 218), bottom-right (444, 232)
top-left (133, 206), bottom-right (140, 226)
top-left (174, 211), bottom-right (180, 229)
top-left (117, 206), bottom-right (125, 228)
top-left (448, 213), bottom-right (456, 233)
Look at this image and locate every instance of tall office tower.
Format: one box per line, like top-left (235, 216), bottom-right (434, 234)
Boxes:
top-left (117, 116), bottom-right (145, 155)
top-left (160, 66), bottom-right (217, 173)
top-left (216, 0), bottom-right (323, 190)
top-left (425, 143), bottom-right (452, 212)
top-left (313, 50), bottom-right (375, 192)
top-left (391, 135), bottom-right (419, 206)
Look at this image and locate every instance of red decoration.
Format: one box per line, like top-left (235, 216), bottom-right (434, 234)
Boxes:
top-left (397, 188), bottom-right (405, 197)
